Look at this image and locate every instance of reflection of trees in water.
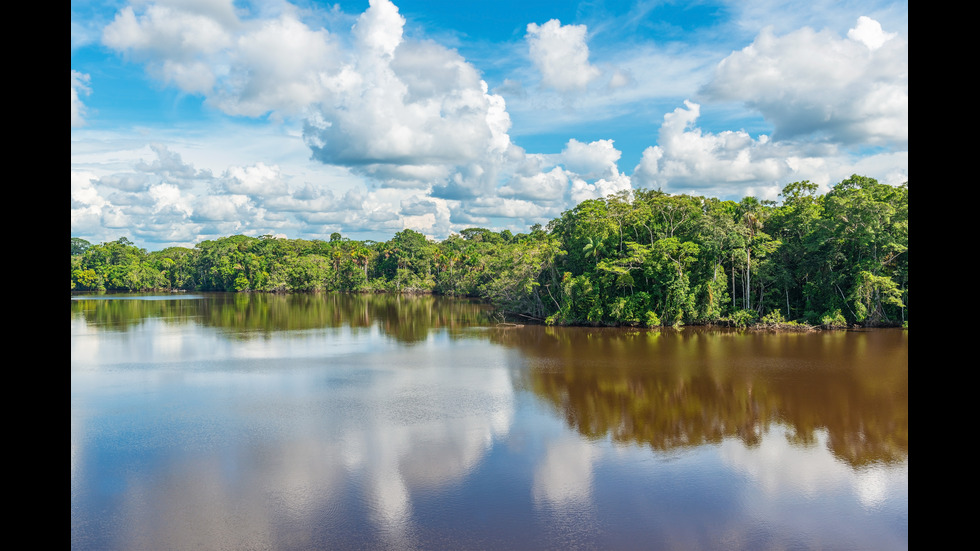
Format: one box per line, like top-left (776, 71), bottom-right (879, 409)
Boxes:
top-left (71, 293), bottom-right (494, 343)
top-left (367, 294), bottom-right (489, 343)
top-left (71, 294), bottom-right (205, 330)
top-left (494, 326), bottom-right (907, 468)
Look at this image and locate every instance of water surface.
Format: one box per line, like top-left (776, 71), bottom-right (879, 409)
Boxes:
top-left (71, 293), bottom-right (908, 550)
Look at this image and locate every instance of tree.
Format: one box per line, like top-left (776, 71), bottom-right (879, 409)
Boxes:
top-left (71, 237), bottom-right (92, 256)
top-left (805, 175), bottom-right (907, 323)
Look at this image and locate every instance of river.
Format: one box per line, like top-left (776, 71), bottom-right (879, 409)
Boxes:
top-left (71, 293), bottom-right (908, 550)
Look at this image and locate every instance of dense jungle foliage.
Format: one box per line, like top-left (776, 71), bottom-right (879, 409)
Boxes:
top-left (71, 175), bottom-right (908, 327)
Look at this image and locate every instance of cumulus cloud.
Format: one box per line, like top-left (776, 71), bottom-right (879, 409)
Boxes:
top-left (554, 139), bottom-right (632, 204)
top-left (353, 0), bottom-right (403, 59)
top-left (103, 0), bottom-right (518, 197)
top-left (72, 138), bottom-right (470, 246)
top-left (304, 1), bottom-right (516, 195)
top-left (218, 15), bottom-right (339, 117)
top-left (71, 71), bottom-right (91, 127)
top-left (92, 0), bottom-right (643, 238)
top-left (701, 17), bottom-right (907, 147)
top-left (102, 0), bottom-right (338, 118)
top-left (498, 167), bottom-right (569, 203)
top-left (526, 20), bottom-right (600, 92)
top-left (74, 141), bottom-right (292, 245)
top-left (560, 139), bottom-right (621, 179)
top-left (633, 101), bottom-right (809, 198)
top-left (97, 172), bottom-right (156, 192)
top-left (325, 3), bottom-right (515, 191)
top-left (103, 2), bottom-right (234, 94)
top-left (631, 100), bottom-right (907, 199)
top-left (569, 171), bottom-right (632, 205)
top-left (221, 162), bottom-right (287, 196)
top-left (468, 196), bottom-right (557, 222)
top-left (148, 182), bottom-right (193, 217)
top-left (136, 144), bottom-right (210, 182)
top-left (397, 196), bottom-right (453, 234)
top-left (194, 193), bottom-right (255, 222)
top-left (91, 144), bottom-right (207, 215)
top-left (494, 138), bottom-right (631, 212)
top-left (847, 16), bottom-right (897, 50)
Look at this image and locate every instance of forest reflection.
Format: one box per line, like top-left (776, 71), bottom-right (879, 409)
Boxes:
top-left (70, 292), bottom-right (493, 343)
top-left (493, 325), bottom-right (907, 468)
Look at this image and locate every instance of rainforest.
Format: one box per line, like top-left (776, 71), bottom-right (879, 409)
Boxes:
top-left (71, 175), bottom-right (908, 328)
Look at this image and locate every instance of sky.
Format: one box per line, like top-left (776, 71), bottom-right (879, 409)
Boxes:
top-left (71, 0), bottom-right (908, 248)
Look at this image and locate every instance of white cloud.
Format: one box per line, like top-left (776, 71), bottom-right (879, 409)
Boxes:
top-left (499, 167), bottom-right (569, 202)
top-left (90, 1), bottom-right (646, 238)
top-left (103, 4), bottom-right (233, 94)
top-left (526, 19), bottom-right (600, 92)
top-left (97, 172), bottom-right (155, 192)
top-left (353, 0), bottom-right (404, 59)
top-left (71, 71), bottom-right (91, 127)
top-left (221, 162), bottom-right (287, 196)
top-left (634, 101), bottom-right (808, 198)
top-left (149, 182), bottom-right (193, 217)
top-left (194, 194), bottom-right (257, 223)
top-left (847, 16), bottom-right (897, 50)
top-left (561, 139), bottom-right (622, 179)
top-left (304, 1), bottom-right (517, 195)
top-left (701, 17), bottom-right (907, 147)
top-left (102, 1), bottom-right (339, 118)
top-left (398, 195), bottom-right (453, 237)
top-left (558, 139), bottom-right (632, 204)
top-left (102, 0), bottom-right (519, 198)
top-left (136, 144), bottom-right (209, 182)
top-left (569, 171), bottom-right (632, 205)
top-left (495, 139), bottom-right (631, 212)
top-left (216, 15), bottom-right (339, 118)
top-left (468, 196), bottom-right (557, 221)
top-left (71, 171), bottom-right (107, 234)
top-left (632, 100), bottom-right (907, 199)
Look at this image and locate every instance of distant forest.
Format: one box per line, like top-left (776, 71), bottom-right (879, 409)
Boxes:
top-left (72, 175), bottom-right (907, 327)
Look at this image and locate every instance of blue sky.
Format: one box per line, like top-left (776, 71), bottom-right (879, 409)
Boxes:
top-left (71, 0), bottom-right (908, 248)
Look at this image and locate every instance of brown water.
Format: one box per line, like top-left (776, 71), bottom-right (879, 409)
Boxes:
top-left (71, 293), bottom-right (908, 550)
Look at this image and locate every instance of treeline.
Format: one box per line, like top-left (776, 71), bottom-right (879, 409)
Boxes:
top-left (71, 175), bottom-right (908, 327)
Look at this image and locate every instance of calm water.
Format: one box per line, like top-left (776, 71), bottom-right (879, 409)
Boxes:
top-left (71, 293), bottom-right (908, 550)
